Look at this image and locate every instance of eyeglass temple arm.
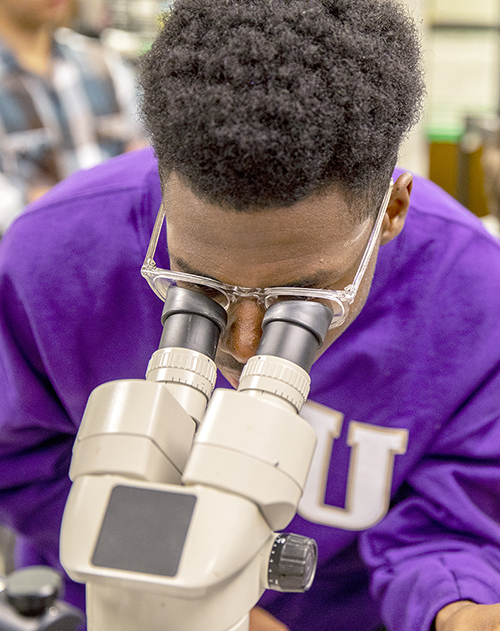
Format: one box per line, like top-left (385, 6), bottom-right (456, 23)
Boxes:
top-left (346, 179), bottom-right (394, 298)
top-left (143, 204), bottom-right (166, 269)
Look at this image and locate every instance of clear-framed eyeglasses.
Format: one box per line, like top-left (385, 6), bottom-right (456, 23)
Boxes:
top-left (141, 179), bottom-right (393, 330)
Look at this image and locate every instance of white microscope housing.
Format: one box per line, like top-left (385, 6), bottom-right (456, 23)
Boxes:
top-left (60, 288), bottom-right (332, 631)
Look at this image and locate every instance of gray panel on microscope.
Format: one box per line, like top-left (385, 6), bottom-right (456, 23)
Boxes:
top-left (92, 485), bottom-right (196, 577)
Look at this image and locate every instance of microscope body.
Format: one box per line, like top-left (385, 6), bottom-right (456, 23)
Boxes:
top-left (60, 291), bottom-right (330, 631)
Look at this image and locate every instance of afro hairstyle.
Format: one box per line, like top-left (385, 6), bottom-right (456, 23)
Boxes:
top-left (139, 0), bottom-right (425, 217)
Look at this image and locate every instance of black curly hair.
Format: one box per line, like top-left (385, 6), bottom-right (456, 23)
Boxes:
top-left (139, 0), bottom-right (424, 218)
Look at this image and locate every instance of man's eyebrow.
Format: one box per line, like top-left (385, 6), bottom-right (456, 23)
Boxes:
top-left (276, 272), bottom-right (333, 289)
top-left (174, 257), bottom-right (333, 289)
top-left (174, 257), bottom-right (220, 281)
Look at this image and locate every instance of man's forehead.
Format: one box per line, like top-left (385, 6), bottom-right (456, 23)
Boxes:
top-left (162, 173), bottom-right (368, 243)
top-left (162, 174), bottom-right (373, 288)
top-left (172, 255), bottom-right (335, 290)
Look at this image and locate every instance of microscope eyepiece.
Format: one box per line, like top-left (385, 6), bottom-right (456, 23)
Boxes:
top-left (159, 286), bottom-right (227, 361)
top-left (238, 300), bottom-right (333, 411)
top-left (257, 301), bottom-right (333, 372)
top-left (147, 287), bottom-right (228, 423)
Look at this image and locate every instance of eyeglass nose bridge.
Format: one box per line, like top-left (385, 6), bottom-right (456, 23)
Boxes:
top-left (224, 286), bottom-right (268, 306)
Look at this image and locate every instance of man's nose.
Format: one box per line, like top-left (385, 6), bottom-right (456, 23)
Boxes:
top-left (218, 299), bottom-right (265, 366)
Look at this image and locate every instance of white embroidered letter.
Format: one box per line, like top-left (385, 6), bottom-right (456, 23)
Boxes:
top-left (299, 402), bottom-right (408, 530)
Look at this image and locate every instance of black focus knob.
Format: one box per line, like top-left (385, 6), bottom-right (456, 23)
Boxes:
top-left (6, 567), bottom-right (61, 617)
top-left (268, 533), bottom-right (318, 592)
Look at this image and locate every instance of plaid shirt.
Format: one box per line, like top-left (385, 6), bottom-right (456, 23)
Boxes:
top-left (0, 28), bottom-right (145, 232)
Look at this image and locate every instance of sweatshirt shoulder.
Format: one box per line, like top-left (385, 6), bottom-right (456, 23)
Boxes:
top-left (0, 148), bottom-right (162, 283)
top-left (3, 149), bottom-right (161, 237)
top-left (394, 169), bottom-right (500, 255)
top-left (32, 147), bottom-right (161, 209)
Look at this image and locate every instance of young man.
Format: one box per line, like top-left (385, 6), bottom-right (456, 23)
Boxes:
top-left (1, 1), bottom-right (500, 630)
top-left (0, 0), bottom-right (145, 234)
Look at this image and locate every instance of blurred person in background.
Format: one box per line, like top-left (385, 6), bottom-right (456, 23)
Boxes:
top-left (0, 0), bottom-right (146, 235)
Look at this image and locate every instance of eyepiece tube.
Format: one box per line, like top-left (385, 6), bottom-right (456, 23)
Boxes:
top-left (159, 287), bottom-right (227, 361)
top-left (257, 301), bottom-right (333, 373)
top-left (239, 301), bottom-right (333, 412)
top-left (147, 287), bottom-right (227, 423)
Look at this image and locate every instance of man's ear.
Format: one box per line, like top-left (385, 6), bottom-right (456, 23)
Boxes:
top-left (380, 172), bottom-right (413, 245)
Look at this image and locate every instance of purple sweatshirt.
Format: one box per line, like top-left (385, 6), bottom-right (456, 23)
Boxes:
top-left (1, 148), bottom-right (500, 631)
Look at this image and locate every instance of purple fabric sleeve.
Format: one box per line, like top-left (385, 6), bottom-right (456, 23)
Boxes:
top-left (362, 364), bottom-right (500, 630)
top-left (0, 267), bottom-right (75, 569)
top-left (0, 148), bottom-right (162, 616)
